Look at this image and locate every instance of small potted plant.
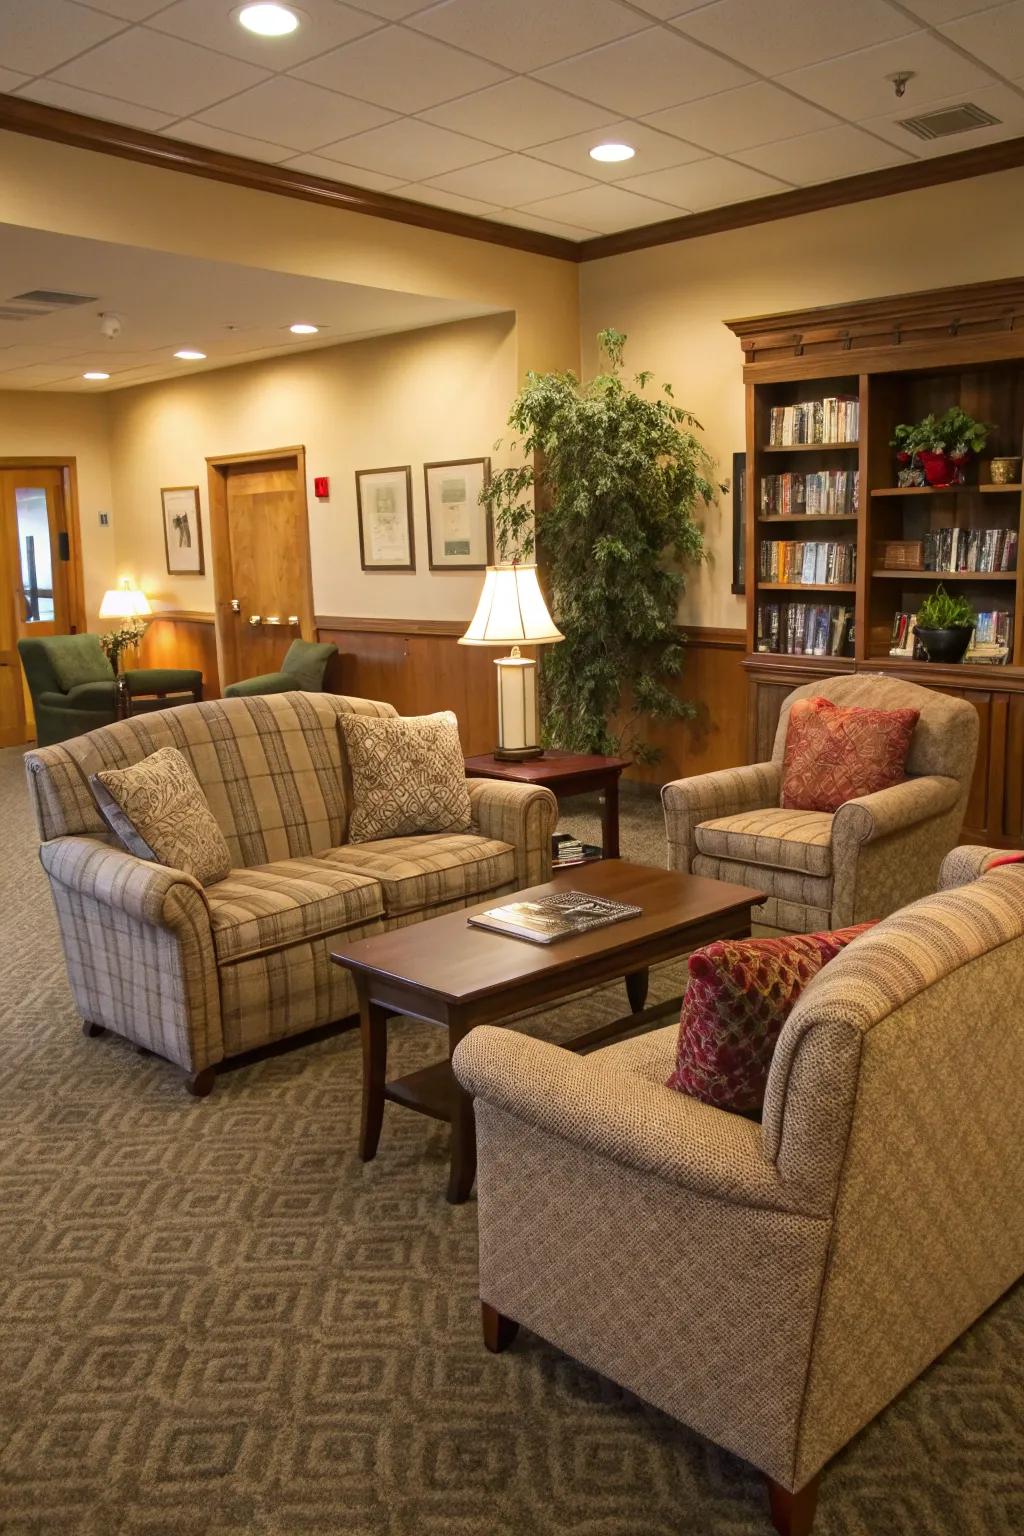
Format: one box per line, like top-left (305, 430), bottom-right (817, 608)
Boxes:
top-left (890, 407), bottom-right (995, 487)
top-left (914, 584), bottom-right (976, 664)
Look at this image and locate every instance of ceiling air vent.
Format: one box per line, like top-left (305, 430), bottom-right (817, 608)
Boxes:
top-left (0, 306), bottom-right (42, 321)
top-left (898, 103), bottom-right (1000, 141)
top-left (10, 289), bottom-right (97, 306)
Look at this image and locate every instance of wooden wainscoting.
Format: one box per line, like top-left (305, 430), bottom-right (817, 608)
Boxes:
top-left (138, 611), bottom-right (220, 698)
top-left (621, 626), bottom-right (747, 786)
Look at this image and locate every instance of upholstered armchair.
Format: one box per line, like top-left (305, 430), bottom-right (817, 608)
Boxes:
top-left (663, 673), bottom-right (979, 932)
top-left (453, 849), bottom-right (1024, 1534)
top-left (18, 634), bottom-right (202, 747)
top-left (223, 638), bottom-right (337, 697)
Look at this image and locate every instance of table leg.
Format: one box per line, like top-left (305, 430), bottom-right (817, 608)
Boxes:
top-left (359, 995), bottom-right (388, 1162)
top-left (447, 1014), bottom-right (477, 1204)
top-left (602, 772), bottom-right (621, 859)
top-left (625, 967), bottom-right (649, 1013)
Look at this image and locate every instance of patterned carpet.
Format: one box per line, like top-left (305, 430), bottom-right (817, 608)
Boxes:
top-left (1, 748), bottom-right (1021, 1536)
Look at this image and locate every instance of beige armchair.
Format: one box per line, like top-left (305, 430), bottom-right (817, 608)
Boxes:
top-left (453, 849), bottom-right (1024, 1535)
top-left (663, 673), bottom-right (978, 933)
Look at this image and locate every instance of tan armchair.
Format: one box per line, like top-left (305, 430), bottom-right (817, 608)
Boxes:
top-left (453, 849), bottom-right (1024, 1534)
top-left (663, 673), bottom-right (978, 932)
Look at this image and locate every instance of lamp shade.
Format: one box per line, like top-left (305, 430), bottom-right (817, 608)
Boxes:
top-left (99, 585), bottom-right (151, 620)
top-left (458, 565), bottom-right (563, 647)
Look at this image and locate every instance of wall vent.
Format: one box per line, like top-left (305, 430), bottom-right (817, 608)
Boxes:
top-left (10, 289), bottom-right (97, 306)
top-left (898, 103), bottom-right (1000, 141)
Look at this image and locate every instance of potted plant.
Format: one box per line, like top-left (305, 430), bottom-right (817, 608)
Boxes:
top-left (914, 584), bottom-right (976, 664)
top-left (890, 407), bottom-right (995, 487)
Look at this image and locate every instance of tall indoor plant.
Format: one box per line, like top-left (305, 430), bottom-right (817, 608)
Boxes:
top-left (481, 329), bottom-right (713, 762)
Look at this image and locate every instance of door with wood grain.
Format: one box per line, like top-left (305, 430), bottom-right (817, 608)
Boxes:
top-left (0, 465), bottom-right (74, 745)
top-left (207, 448), bottom-right (315, 689)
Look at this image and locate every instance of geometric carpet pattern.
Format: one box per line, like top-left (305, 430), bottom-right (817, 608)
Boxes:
top-left (0, 746), bottom-right (1020, 1535)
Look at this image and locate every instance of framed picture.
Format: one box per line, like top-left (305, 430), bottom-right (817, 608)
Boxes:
top-left (355, 466), bottom-right (415, 571)
top-left (731, 451), bottom-right (746, 596)
top-left (161, 486), bottom-right (204, 576)
top-left (424, 457), bottom-right (492, 570)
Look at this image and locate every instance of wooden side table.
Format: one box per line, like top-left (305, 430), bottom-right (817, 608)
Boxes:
top-left (464, 749), bottom-right (630, 859)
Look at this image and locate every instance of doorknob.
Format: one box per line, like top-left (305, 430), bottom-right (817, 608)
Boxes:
top-left (230, 598), bottom-right (240, 613)
top-left (248, 614), bottom-right (262, 626)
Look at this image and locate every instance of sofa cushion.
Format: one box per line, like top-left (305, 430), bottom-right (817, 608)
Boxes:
top-left (46, 633), bottom-right (114, 692)
top-left (323, 833), bottom-right (515, 917)
top-left (667, 924), bottom-right (875, 1114)
top-left (695, 806), bottom-right (833, 876)
top-left (92, 746), bottom-right (231, 886)
top-left (56, 681), bottom-right (117, 712)
top-left (782, 694), bottom-right (919, 813)
top-left (206, 857), bottom-right (384, 963)
top-left (339, 709), bottom-right (472, 843)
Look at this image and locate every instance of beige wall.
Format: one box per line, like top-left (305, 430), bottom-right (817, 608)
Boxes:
top-left (580, 164), bottom-right (1024, 630)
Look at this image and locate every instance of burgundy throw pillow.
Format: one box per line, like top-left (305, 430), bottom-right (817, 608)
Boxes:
top-left (986, 852), bottom-right (1024, 869)
top-left (782, 695), bottom-right (919, 813)
top-left (666, 924), bottom-right (875, 1114)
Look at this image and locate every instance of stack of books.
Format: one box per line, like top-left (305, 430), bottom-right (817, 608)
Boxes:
top-left (756, 603), bottom-right (853, 657)
top-left (552, 835), bottom-right (600, 868)
top-left (890, 609), bottom-right (1013, 664)
top-left (923, 526), bottom-right (1017, 574)
top-left (760, 469), bottom-right (859, 516)
top-left (759, 540), bottom-right (857, 584)
top-left (768, 397), bottom-right (859, 445)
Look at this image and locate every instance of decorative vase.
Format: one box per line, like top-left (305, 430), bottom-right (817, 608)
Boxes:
top-left (913, 624), bottom-right (974, 664)
top-left (990, 455), bottom-right (1022, 484)
top-left (917, 449), bottom-right (961, 487)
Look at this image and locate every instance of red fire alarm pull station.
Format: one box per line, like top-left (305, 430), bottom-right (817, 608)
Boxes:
top-left (314, 476), bottom-right (330, 499)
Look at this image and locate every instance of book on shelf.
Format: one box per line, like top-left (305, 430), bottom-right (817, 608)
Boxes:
top-left (552, 835), bottom-right (600, 867)
top-left (922, 526), bottom-right (1017, 574)
top-left (759, 469), bottom-right (859, 517)
top-left (768, 396), bottom-right (859, 446)
top-left (889, 609), bottom-right (1013, 664)
top-left (758, 540), bottom-right (856, 584)
top-left (756, 602), bottom-right (852, 657)
top-left (468, 890), bottom-right (642, 946)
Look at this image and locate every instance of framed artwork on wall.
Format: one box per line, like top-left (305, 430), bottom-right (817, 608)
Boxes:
top-left (161, 486), bottom-right (204, 576)
top-left (355, 466), bottom-right (415, 571)
top-left (731, 451), bottom-right (746, 596)
top-left (424, 457), bottom-right (492, 570)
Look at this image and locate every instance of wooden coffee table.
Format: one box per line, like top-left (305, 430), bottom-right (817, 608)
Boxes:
top-left (332, 862), bottom-right (764, 1203)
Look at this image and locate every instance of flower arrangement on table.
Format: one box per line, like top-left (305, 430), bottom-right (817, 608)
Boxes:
top-left (98, 583), bottom-right (151, 674)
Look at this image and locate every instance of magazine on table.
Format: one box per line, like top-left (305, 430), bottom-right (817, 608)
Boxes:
top-left (468, 890), bottom-right (642, 946)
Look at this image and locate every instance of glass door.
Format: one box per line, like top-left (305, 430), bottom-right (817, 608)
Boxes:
top-left (1, 467), bottom-right (73, 745)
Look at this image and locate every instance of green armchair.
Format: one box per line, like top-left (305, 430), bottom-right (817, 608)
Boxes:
top-left (18, 634), bottom-right (203, 747)
top-left (223, 638), bottom-right (337, 698)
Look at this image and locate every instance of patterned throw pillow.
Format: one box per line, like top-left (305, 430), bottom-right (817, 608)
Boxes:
top-left (91, 746), bottom-right (232, 886)
top-left (339, 710), bottom-right (472, 844)
top-left (782, 695), bottom-right (919, 813)
top-left (666, 924), bottom-right (875, 1114)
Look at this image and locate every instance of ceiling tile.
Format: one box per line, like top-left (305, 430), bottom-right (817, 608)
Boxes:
top-left (625, 0), bottom-right (716, 14)
top-left (14, 78), bottom-right (176, 131)
top-left (529, 119), bottom-right (707, 180)
top-left (900, 0), bottom-right (1009, 19)
top-left (941, 2), bottom-right (1024, 78)
top-left (407, 0), bottom-right (647, 72)
top-left (779, 30), bottom-right (995, 120)
top-left (737, 122), bottom-right (913, 184)
top-left (148, 0), bottom-right (381, 70)
top-left (495, 208), bottom-right (599, 239)
top-left (51, 30), bottom-right (269, 116)
top-left (424, 152), bottom-right (594, 204)
top-left (537, 28), bottom-right (754, 116)
top-left (318, 118), bottom-right (503, 178)
top-left (396, 185), bottom-right (502, 215)
top-left (620, 156), bottom-right (791, 209)
top-left (675, 0), bottom-right (918, 76)
top-left (197, 77), bottom-right (394, 152)
top-left (67, 0), bottom-right (168, 16)
top-left (345, 0), bottom-right (440, 14)
top-left (519, 183), bottom-right (679, 233)
top-left (419, 77), bottom-right (616, 151)
top-left (644, 82), bottom-right (834, 153)
top-left (165, 122), bottom-right (296, 163)
top-left (293, 26), bottom-right (507, 113)
top-left (0, 0), bottom-right (123, 75)
top-left (0, 67), bottom-right (31, 94)
top-left (862, 81), bottom-right (1024, 155)
top-left (279, 153), bottom-right (406, 190)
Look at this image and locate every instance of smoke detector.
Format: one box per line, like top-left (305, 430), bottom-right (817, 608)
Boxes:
top-left (99, 311), bottom-right (124, 340)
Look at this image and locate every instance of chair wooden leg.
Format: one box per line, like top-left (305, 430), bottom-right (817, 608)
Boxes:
top-left (767, 1474), bottom-right (820, 1536)
top-left (82, 1020), bottom-right (105, 1038)
top-left (481, 1301), bottom-right (519, 1354)
top-left (185, 1067), bottom-right (216, 1098)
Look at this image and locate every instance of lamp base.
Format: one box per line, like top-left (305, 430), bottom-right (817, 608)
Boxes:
top-left (494, 744), bottom-right (544, 762)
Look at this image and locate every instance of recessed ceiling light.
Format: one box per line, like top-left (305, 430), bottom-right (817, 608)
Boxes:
top-left (289, 323), bottom-right (319, 335)
top-left (590, 142), bottom-right (635, 163)
top-left (237, 3), bottom-right (299, 36)
top-left (174, 349), bottom-right (206, 361)
top-left (83, 371), bottom-right (109, 381)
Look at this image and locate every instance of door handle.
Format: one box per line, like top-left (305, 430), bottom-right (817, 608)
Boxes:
top-left (248, 614), bottom-right (262, 626)
top-left (287, 615), bottom-right (299, 626)
top-left (264, 616), bottom-right (281, 626)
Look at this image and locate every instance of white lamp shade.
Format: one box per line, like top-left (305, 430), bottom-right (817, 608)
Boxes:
top-left (459, 564), bottom-right (563, 647)
top-left (99, 585), bottom-right (151, 620)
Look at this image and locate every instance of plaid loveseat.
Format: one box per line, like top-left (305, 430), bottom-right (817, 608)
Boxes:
top-left (25, 692), bottom-right (557, 1093)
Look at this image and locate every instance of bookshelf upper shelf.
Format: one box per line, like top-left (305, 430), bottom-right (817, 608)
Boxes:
top-left (758, 514), bottom-right (859, 523)
top-left (758, 581), bottom-right (857, 592)
top-left (870, 484), bottom-right (1023, 497)
top-left (761, 442), bottom-right (858, 453)
top-left (871, 569), bottom-right (1017, 581)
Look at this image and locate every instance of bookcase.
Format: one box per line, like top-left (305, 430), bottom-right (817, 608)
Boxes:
top-left (728, 277), bottom-right (1024, 848)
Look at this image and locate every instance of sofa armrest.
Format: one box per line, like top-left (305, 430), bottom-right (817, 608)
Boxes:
top-left (453, 1026), bottom-right (813, 1215)
top-left (832, 774), bottom-right (960, 847)
top-left (466, 779), bottom-right (558, 889)
top-left (938, 844), bottom-right (1015, 889)
top-left (662, 761), bottom-right (780, 872)
top-left (40, 835), bottom-right (207, 921)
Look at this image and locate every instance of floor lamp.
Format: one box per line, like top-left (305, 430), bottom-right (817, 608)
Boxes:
top-left (459, 564), bottom-right (563, 760)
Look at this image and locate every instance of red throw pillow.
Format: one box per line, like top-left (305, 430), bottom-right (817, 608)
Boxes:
top-left (986, 852), bottom-right (1024, 869)
top-left (782, 695), bottom-right (919, 813)
top-left (666, 924), bottom-right (875, 1114)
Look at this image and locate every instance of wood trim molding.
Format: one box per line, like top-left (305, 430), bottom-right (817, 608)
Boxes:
top-left (150, 609), bottom-right (216, 624)
top-left (681, 624), bottom-right (745, 650)
top-left (316, 615), bottom-right (468, 637)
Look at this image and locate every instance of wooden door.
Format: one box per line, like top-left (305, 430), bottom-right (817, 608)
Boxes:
top-left (0, 466), bottom-right (74, 745)
top-left (207, 448), bottom-right (314, 688)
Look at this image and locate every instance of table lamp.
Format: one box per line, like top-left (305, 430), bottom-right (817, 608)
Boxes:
top-left (98, 581), bottom-right (151, 673)
top-left (459, 564), bottom-right (563, 760)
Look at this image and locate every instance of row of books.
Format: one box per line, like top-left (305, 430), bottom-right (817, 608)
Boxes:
top-left (890, 609), bottom-right (1013, 664)
top-left (759, 540), bottom-right (857, 585)
top-left (760, 469), bottom-right (860, 517)
top-left (768, 397), bottom-right (859, 446)
top-left (922, 526), bottom-right (1018, 574)
top-left (756, 603), bottom-right (854, 657)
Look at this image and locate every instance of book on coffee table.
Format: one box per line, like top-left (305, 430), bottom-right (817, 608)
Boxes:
top-left (468, 890), bottom-right (642, 946)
